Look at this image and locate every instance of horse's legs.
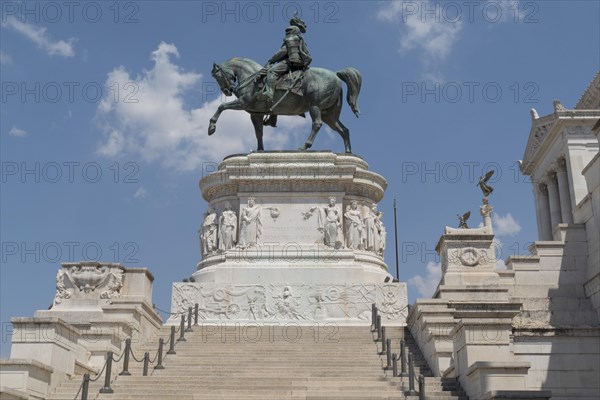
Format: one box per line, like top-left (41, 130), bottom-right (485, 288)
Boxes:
top-left (301, 106), bottom-right (323, 150)
top-left (323, 112), bottom-right (352, 154)
top-left (250, 114), bottom-right (265, 151)
top-left (208, 99), bottom-right (244, 136)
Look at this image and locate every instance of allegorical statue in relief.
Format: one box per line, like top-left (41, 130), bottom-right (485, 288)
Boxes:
top-left (200, 206), bottom-right (219, 257)
top-left (375, 211), bottom-right (386, 257)
top-left (218, 203), bottom-right (237, 252)
top-left (307, 197), bottom-right (343, 248)
top-left (344, 200), bottom-right (364, 250)
top-left (362, 204), bottom-right (378, 252)
top-left (239, 197), bottom-right (262, 248)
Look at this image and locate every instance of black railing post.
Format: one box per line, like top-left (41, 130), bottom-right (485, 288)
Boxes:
top-left (186, 307), bottom-right (193, 332)
top-left (155, 338), bottom-right (165, 370)
top-left (99, 351), bottom-right (114, 394)
top-left (419, 374), bottom-right (425, 400)
top-left (381, 327), bottom-right (387, 350)
top-left (400, 339), bottom-right (408, 377)
top-left (407, 353), bottom-right (417, 395)
top-left (375, 315), bottom-right (382, 341)
top-left (385, 338), bottom-right (392, 370)
top-left (392, 353), bottom-right (398, 377)
top-left (178, 315), bottom-right (186, 341)
top-left (168, 326), bottom-right (177, 354)
top-left (119, 338), bottom-right (131, 376)
top-left (143, 352), bottom-right (149, 376)
top-left (194, 303), bottom-right (199, 325)
top-left (81, 373), bottom-right (90, 400)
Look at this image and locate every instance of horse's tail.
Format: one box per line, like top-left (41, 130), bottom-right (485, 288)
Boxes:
top-left (336, 67), bottom-right (362, 117)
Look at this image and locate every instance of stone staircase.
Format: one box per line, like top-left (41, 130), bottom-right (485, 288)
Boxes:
top-left (48, 325), bottom-right (467, 400)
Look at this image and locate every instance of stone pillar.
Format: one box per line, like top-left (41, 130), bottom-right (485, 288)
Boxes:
top-left (556, 158), bottom-right (574, 224)
top-left (480, 198), bottom-right (493, 234)
top-left (546, 171), bottom-right (562, 231)
top-left (536, 183), bottom-right (552, 241)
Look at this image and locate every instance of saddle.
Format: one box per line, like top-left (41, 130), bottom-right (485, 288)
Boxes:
top-left (275, 69), bottom-right (304, 96)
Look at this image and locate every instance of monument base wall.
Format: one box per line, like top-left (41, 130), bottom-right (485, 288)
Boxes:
top-left (170, 151), bottom-right (408, 325)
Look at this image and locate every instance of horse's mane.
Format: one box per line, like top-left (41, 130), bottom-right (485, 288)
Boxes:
top-left (226, 57), bottom-right (262, 74)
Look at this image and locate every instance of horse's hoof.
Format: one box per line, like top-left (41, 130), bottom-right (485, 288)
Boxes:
top-left (298, 147), bottom-right (306, 151)
top-left (208, 124), bottom-right (216, 136)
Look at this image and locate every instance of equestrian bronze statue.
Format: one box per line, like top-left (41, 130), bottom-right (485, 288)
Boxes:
top-left (208, 15), bottom-right (361, 153)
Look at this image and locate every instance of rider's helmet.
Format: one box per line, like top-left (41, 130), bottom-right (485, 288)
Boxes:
top-left (289, 12), bottom-right (307, 33)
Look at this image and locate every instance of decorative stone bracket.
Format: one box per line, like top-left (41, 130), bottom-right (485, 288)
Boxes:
top-left (53, 262), bottom-right (124, 307)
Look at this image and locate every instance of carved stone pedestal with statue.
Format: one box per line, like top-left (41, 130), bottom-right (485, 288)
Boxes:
top-left (169, 151), bottom-right (408, 325)
top-left (408, 196), bottom-right (552, 400)
top-left (1, 262), bottom-right (162, 399)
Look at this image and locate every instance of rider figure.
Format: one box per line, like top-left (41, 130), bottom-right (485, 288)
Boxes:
top-left (260, 14), bottom-right (312, 102)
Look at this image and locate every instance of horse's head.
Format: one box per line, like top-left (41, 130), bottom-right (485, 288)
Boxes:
top-left (212, 62), bottom-right (236, 97)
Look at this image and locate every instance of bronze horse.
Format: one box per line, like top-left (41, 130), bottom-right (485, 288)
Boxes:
top-left (209, 57), bottom-right (361, 153)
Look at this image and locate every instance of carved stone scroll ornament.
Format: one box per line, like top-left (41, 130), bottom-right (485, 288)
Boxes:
top-left (100, 269), bottom-right (124, 299)
top-left (53, 269), bottom-right (73, 305)
top-left (53, 263), bottom-right (124, 305)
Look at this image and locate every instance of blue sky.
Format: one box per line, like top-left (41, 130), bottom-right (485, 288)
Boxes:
top-left (1, 1), bottom-right (599, 356)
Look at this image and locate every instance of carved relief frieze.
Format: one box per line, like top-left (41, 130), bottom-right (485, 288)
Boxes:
top-left (170, 282), bottom-right (408, 323)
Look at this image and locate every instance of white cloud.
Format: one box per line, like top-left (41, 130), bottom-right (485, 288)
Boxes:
top-left (96, 42), bottom-right (307, 171)
top-left (0, 50), bottom-right (13, 65)
top-left (493, 213), bottom-right (521, 236)
top-left (377, 1), bottom-right (520, 79)
top-left (408, 261), bottom-right (442, 298)
top-left (486, 1), bottom-right (524, 24)
top-left (9, 126), bottom-right (28, 137)
top-left (134, 187), bottom-right (148, 199)
top-left (2, 17), bottom-right (76, 57)
top-left (376, 1), bottom-right (404, 22)
top-left (377, 0), bottom-right (463, 79)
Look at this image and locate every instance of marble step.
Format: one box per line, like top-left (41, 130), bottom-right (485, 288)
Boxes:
top-left (49, 326), bottom-right (466, 400)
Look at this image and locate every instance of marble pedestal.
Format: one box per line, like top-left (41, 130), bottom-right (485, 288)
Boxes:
top-left (170, 151), bottom-right (408, 325)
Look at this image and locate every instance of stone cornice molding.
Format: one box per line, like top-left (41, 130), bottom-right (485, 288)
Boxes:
top-left (521, 110), bottom-right (600, 175)
top-left (200, 152), bottom-right (387, 203)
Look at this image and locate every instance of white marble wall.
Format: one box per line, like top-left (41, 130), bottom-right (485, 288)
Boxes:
top-left (173, 151), bottom-right (409, 325)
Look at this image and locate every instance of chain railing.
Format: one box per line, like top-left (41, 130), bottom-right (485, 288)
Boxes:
top-left (76, 303), bottom-right (200, 399)
top-left (371, 303), bottom-right (425, 399)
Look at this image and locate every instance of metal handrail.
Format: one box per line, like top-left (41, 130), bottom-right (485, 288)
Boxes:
top-left (76, 303), bottom-right (199, 399)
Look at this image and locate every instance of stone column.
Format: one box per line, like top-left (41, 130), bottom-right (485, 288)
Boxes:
top-left (556, 158), bottom-right (574, 224)
top-left (479, 198), bottom-right (493, 233)
top-left (546, 171), bottom-right (562, 231)
top-left (537, 183), bottom-right (552, 241)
